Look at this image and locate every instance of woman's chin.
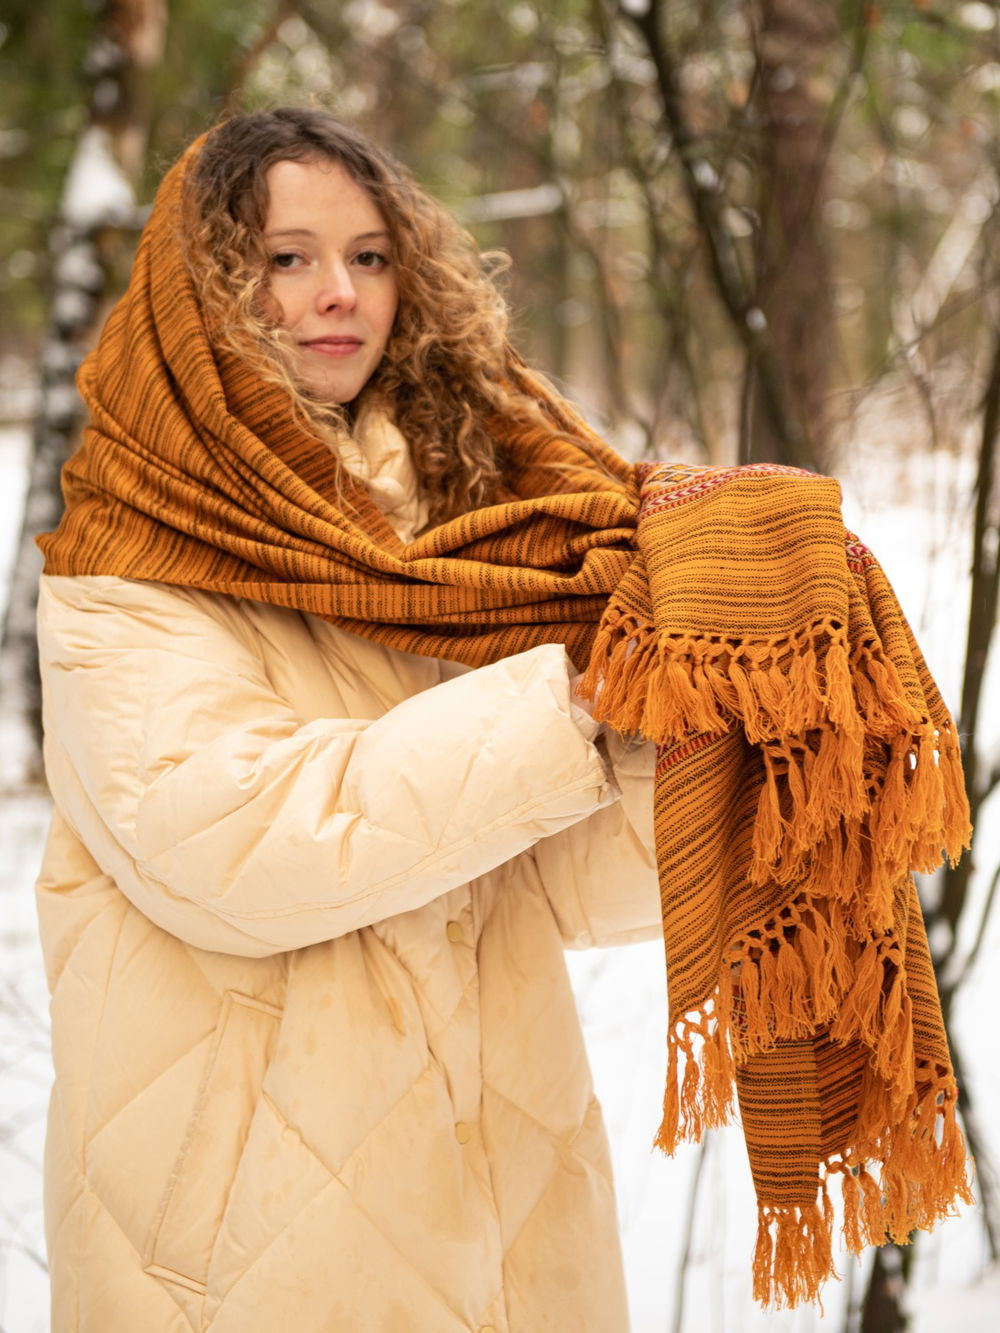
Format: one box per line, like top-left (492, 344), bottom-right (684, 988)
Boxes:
top-left (296, 367), bottom-right (371, 408)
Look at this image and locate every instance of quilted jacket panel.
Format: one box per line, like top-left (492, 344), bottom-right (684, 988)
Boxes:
top-left (36, 569), bottom-right (661, 1333)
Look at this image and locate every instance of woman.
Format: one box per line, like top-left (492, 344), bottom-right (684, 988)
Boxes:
top-left (34, 106), bottom-right (663, 1333)
top-left (35, 107), bottom-right (971, 1332)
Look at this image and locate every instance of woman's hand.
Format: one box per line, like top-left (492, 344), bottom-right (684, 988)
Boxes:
top-left (569, 672), bottom-right (604, 737)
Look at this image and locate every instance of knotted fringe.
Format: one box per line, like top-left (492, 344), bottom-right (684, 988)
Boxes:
top-left (579, 608), bottom-right (864, 744)
top-left (582, 598), bottom-right (973, 1308)
top-left (579, 605), bottom-right (969, 912)
top-left (653, 910), bottom-right (913, 1156)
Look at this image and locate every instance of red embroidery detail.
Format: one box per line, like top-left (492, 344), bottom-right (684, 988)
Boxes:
top-left (656, 730), bottom-right (726, 775)
top-left (844, 531), bottom-right (875, 572)
top-left (637, 462), bottom-right (813, 522)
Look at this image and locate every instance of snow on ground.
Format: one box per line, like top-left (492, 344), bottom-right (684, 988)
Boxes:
top-left (1, 410), bottom-right (998, 1331)
top-left (1, 421), bottom-right (51, 1333)
top-left (0, 788), bottom-right (52, 1333)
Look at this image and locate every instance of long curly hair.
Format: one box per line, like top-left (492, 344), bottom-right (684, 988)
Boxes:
top-left (182, 106), bottom-right (580, 524)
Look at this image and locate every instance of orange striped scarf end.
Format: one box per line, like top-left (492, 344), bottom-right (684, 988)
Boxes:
top-left (655, 1000), bottom-right (973, 1308)
top-left (751, 1087), bottom-right (973, 1309)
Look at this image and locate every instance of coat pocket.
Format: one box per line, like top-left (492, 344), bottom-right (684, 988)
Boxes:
top-left (144, 990), bottom-right (282, 1294)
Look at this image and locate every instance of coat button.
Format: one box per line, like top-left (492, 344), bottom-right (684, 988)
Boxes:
top-left (454, 1121), bottom-right (471, 1144)
top-left (446, 920), bottom-right (464, 943)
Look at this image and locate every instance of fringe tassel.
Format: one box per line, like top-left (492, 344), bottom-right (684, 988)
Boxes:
top-left (874, 1081), bottom-right (974, 1243)
top-left (583, 606), bottom-right (969, 926)
top-left (654, 1007), bottom-right (736, 1155)
top-left (753, 1200), bottom-right (837, 1309)
top-left (654, 919), bottom-right (972, 1300)
top-left (939, 728), bottom-right (973, 862)
top-left (834, 1078), bottom-right (973, 1256)
top-left (834, 1162), bottom-right (886, 1255)
top-left (585, 609), bottom-right (882, 747)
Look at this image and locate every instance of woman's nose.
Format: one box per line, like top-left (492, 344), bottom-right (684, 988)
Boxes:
top-left (315, 262), bottom-right (357, 313)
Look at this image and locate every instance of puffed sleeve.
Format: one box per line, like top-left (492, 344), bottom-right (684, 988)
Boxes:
top-left (37, 575), bottom-right (617, 958)
top-left (533, 729), bottom-right (664, 949)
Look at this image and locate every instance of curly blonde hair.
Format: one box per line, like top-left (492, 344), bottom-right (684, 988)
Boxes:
top-left (182, 106), bottom-right (583, 524)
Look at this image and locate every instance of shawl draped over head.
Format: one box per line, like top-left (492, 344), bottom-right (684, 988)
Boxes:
top-left (38, 134), bottom-right (974, 1308)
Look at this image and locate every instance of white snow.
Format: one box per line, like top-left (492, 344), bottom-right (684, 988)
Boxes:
top-left (0, 791), bottom-right (52, 1333)
top-left (460, 183), bottom-right (564, 223)
top-left (52, 242), bottom-right (103, 293)
top-left (60, 125), bottom-right (135, 230)
top-left (0, 424), bottom-right (31, 618)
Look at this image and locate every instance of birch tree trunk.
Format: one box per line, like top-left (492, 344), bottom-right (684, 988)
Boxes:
top-left (0, 0), bottom-right (166, 788)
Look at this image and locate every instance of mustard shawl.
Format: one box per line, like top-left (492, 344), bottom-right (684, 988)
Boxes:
top-left (38, 140), bottom-right (973, 1307)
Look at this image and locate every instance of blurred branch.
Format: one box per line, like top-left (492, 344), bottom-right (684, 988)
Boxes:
top-left (589, 0), bottom-right (714, 455)
top-left (223, 0), bottom-right (301, 109)
top-left (859, 1242), bottom-right (912, 1333)
top-left (923, 316), bottom-right (1000, 1280)
top-left (935, 320), bottom-right (1000, 947)
top-left (951, 861), bottom-right (1000, 996)
top-left (0, 1233), bottom-right (48, 1275)
top-left (948, 1037), bottom-right (1000, 1263)
top-left (671, 1135), bottom-right (710, 1333)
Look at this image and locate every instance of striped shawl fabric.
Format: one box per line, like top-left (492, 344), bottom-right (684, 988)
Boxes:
top-left (37, 142), bottom-right (972, 1308)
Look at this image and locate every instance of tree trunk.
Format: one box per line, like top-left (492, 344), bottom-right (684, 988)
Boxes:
top-left (747, 0), bottom-right (837, 466)
top-left (0, 0), bottom-right (166, 788)
top-left (859, 1244), bottom-right (911, 1333)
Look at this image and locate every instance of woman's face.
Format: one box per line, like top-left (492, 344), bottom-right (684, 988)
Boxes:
top-left (261, 158), bottom-right (399, 404)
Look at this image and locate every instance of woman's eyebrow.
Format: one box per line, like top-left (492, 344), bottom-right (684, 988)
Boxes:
top-left (264, 228), bottom-right (390, 242)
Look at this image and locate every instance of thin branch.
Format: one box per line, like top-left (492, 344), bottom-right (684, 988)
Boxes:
top-left (589, 0), bottom-right (710, 450)
top-left (949, 1038), bottom-right (1000, 1262)
top-left (671, 1135), bottom-right (710, 1333)
top-left (937, 321), bottom-right (1000, 942)
top-left (0, 1235), bottom-right (48, 1275)
top-left (948, 860), bottom-right (1000, 1000)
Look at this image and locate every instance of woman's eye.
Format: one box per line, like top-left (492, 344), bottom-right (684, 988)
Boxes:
top-left (270, 252), bottom-right (303, 270)
top-left (355, 250), bottom-right (389, 270)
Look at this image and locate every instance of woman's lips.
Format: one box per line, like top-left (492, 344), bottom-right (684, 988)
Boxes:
top-left (301, 337), bottom-right (362, 358)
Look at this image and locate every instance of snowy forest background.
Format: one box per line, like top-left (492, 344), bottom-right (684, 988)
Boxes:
top-left (2, 1), bottom-right (1000, 1330)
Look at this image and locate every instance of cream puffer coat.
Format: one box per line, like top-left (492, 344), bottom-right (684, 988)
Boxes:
top-left (34, 411), bottom-right (662, 1333)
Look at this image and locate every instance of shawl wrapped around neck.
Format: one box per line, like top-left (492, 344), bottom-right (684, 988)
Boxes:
top-left (37, 140), bottom-right (973, 1308)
